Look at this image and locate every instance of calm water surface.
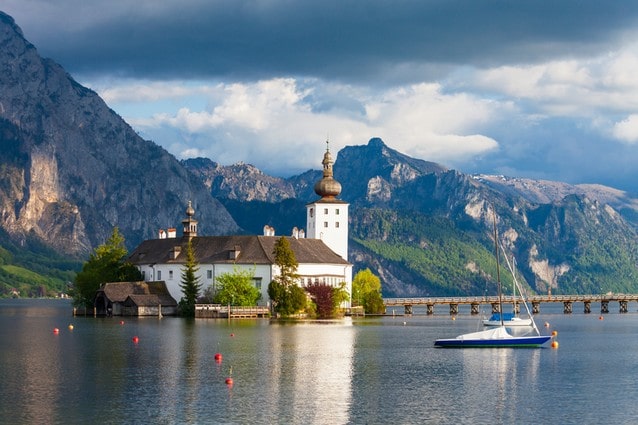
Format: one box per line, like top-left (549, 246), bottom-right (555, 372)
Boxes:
top-left (1, 299), bottom-right (638, 424)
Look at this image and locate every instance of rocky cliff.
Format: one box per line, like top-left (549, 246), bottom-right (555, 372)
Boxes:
top-left (0, 12), bottom-right (239, 257)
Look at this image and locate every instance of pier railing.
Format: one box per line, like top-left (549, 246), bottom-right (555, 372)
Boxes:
top-left (195, 304), bottom-right (270, 318)
top-left (383, 294), bottom-right (638, 315)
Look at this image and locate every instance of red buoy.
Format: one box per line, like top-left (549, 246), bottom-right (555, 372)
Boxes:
top-left (53, 328), bottom-right (60, 334)
top-left (225, 377), bottom-right (234, 386)
top-left (214, 353), bottom-right (223, 363)
top-left (230, 333), bottom-right (235, 337)
top-left (132, 336), bottom-right (139, 343)
top-left (120, 320), bottom-right (125, 325)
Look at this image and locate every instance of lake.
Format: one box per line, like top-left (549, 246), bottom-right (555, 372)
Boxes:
top-left (1, 298), bottom-right (638, 424)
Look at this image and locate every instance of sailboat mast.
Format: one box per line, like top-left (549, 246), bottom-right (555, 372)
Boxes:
top-left (492, 210), bottom-right (504, 327)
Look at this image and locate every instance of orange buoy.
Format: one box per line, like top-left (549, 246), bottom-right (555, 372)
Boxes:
top-left (53, 328), bottom-right (60, 334)
top-left (544, 322), bottom-right (550, 327)
top-left (230, 333), bottom-right (235, 337)
top-left (552, 330), bottom-right (558, 336)
top-left (599, 316), bottom-right (604, 320)
top-left (225, 377), bottom-right (234, 386)
top-left (132, 336), bottom-right (139, 343)
top-left (551, 340), bottom-right (559, 349)
top-left (68, 324), bottom-right (74, 330)
top-left (451, 316), bottom-right (456, 321)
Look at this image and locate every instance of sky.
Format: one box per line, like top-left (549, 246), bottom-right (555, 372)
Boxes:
top-left (4, 1), bottom-right (638, 192)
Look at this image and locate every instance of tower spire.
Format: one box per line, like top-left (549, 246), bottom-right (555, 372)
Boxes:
top-left (314, 139), bottom-right (341, 199)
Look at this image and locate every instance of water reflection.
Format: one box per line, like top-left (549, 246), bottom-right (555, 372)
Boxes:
top-left (266, 321), bottom-right (354, 424)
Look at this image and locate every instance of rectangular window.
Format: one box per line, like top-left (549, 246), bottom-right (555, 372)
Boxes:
top-left (324, 208), bottom-right (328, 214)
top-left (336, 209), bottom-right (340, 215)
top-left (324, 222), bottom-right (329, 228)
top-left (141, 270), bottom-right (146, 280)
top-left (253, 277), bottom-right (263, 289)
top-left (169, 270), bottom-right (173, 280)
top-left (335, 222), bottom-right (340, 228)
top-left (157, 270), bottom-right (162, 280)
top-left (207, 270), bottom-right (213, 279)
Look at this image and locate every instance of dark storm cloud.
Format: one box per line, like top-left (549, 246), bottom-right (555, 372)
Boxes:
top-left (7, 0), bottom-right (638, 83)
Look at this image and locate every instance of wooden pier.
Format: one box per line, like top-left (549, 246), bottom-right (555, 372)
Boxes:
top-left (383, 294), bottom-right (638, 315)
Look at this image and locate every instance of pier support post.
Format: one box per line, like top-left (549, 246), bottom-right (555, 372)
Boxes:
top-left (470, 303), bottom-right (480, 315)
top-left (619, 300), bottom-right (628, 313)
top-left (449, 304), bottom-right (458, 315)
top-left (532, 302), bottom-right (540, 314)
top-left (583, 301), bottom-right (591, 314)
top-left (426, 304), bottom-right (434, 315)
top-left (404, 305), bottom-right (413, 315)
top-left (563, 301), bottom-right (573, 314)
top-left (601, 300), bottom-right (609, 314)
top-left (491, 303), bottom-right (501, 313)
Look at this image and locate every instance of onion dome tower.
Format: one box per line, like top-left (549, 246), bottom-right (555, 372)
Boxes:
top-left (182, 201), bottom-right (198, 239)
top-left (306, 140), bottom-right (349, 261)
top-left (314, 145), bottom-right (342, 199)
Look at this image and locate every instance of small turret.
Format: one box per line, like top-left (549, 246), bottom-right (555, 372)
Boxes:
top-left (182, 201), bottom-right (198, 238)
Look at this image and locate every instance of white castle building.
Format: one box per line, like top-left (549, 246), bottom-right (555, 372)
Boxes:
top-left (128, 143), bottom-right (352, 307)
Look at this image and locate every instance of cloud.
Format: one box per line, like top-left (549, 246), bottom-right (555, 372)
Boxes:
top-left (116, 78), bottom-right (504, 174)
top-left (613, 115), bottom-right (638, 144)
top-left (6, 1), bottom-right (638, 84)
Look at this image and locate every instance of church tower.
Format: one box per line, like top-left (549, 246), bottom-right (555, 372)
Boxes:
top-left (306, 141), bottom-right (349, 260)
top-left (182, 201), bottom-right (198, 239)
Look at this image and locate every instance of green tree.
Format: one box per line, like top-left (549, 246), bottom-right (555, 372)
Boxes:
top-left (213, 266), bottom-right (261, 306)
top-left (179, 239), bottom-right (201, 317)
top-left (72, 228), bottom-right (141, 308)
top-left (352, 268), bottom-right (385, 314)
top-left (268, 237), bottom-right (306, 316)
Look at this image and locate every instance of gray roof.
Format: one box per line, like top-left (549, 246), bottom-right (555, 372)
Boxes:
top-left (97, 281), bottom-right (177, 306)
top-left (128, 235), bottom-right (350, 266)
top-left (124, 294), bottom-right (177, 307)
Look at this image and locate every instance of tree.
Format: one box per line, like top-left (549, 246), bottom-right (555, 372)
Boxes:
top-left (306, 282), bottom-right (334, 319)
top-left (179, 239), bottom-right (201, 317)
top-left (213, 266), bottom-right (261, 306)
top-left (72, 228), bottom-right (141, 308)
top-left (352, 268), bottom-right (385, 314)
top-left (305, 281), bottom-right (350, 319)
top-left (268, 237), bottom-right (306, 316)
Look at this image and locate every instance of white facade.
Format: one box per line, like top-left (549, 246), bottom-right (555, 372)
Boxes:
top-left (137, 260), bottom-right (351, 307)
top-left (306, 202), bottom-right (349, 261)
top-left (138, 262), bottom-right (274, 306)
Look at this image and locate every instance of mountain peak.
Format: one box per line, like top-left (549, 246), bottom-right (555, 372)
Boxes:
top-left (367, 137), bottom-right (386, 149)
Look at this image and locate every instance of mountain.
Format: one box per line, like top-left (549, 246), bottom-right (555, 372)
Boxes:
top-left (3, 10), bottom-right (638, 299)
top-left (0, 12), bottom-right (239, 295)
top-left (190, 138), bottom-right (638, 297)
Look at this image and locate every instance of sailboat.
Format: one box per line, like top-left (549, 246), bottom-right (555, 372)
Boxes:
top-left (434, 210), bottom-right (552, 348)
top-left (482, 256), bottom-right (533, 327)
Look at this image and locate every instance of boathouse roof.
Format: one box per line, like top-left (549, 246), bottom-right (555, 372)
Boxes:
top-left (97, 281), bottom-right (177, 306)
